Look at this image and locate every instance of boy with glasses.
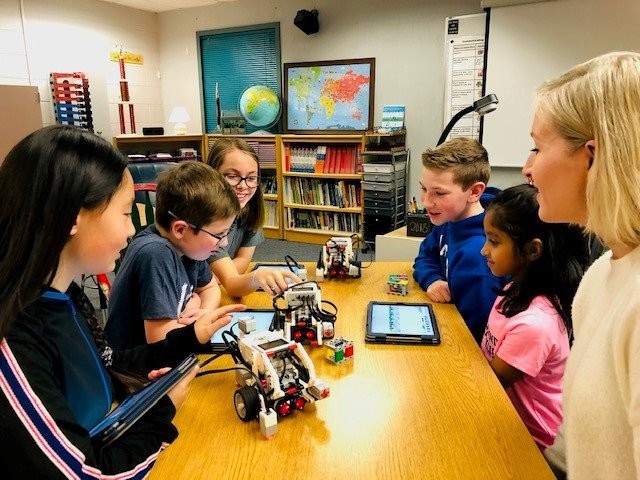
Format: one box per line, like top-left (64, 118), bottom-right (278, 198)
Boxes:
top-left (106, 162), bottom-right (241, 349)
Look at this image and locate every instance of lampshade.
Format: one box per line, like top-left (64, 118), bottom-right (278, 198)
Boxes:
top-left (168, 106), bottom-right (191, 135)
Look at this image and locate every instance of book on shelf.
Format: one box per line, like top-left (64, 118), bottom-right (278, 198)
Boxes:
top-left (284, 178), bottom-right (362, 208)
top-left (286, 145), bottom-right (359, 175)
top-left (287, 209), bottom-right (360, 233)
top-left (381, 105), bottom-right (406, 131)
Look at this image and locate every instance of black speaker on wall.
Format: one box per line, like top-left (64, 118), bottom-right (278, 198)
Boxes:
top-left (294, 9), bottom-right (319, 35)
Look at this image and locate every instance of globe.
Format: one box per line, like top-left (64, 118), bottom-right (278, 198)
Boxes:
top-left (239, 85), bottom-right (281, 128)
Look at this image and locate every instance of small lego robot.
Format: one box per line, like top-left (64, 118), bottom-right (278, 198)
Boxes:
top-left (325, 337), bottom-right (354, 364)
top-left (231, 317), bottom-right (330, 438)
top-left (387, 273), bottom-right (409, 296)
top-left (275, 282), bottom-right (337, 346)
top-left (316, 236), bottom-right (361, 281)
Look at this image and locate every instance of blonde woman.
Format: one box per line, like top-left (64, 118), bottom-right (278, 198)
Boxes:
top-left (523, 51), bottom-right (640, 479)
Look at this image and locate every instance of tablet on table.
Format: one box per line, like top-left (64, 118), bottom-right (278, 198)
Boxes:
top-left (209, 309), bottom-right (277, 352)
top-left (365, 301), bottom-right (441, 345)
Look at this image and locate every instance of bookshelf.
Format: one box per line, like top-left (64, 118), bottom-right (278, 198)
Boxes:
top-left (207, 134), bottom-right (282, 239)
top-left (113, 134), bottom-right (207, 162)
top-left (280, 134), bottom-right (364, 244)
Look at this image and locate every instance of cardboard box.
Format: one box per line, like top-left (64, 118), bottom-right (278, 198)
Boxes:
top-left (406, 213), bottom-right (432, 237)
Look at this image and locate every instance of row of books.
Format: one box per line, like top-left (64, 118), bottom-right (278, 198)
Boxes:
top-left (284, 178), bottom-right (361, 209)
top-left (287, 210), bottom-right (361, 233)
top-left (284, 145), bottom-right (362, 174)
top-left (246, 141), bottom-right (277, 169)
top-left (264, 202), bottom-right (278, 228)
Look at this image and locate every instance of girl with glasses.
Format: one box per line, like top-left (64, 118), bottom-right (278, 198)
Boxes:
top-left (207, 137), bottom-right (300, 296)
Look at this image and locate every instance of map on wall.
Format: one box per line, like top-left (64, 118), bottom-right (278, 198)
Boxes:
top-left (284, 58), bottom-right (375, 132)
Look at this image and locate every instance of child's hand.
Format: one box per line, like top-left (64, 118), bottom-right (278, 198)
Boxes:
top-left (147, 367), bottom-right (171, 381)
top-left (178, 308), bottom-right (207, 325)
top-left (193, 303), bottom-right (246, 344)
top-left (185, 292), bottom-right (202, 310)
top-left (166, 365), bottom-right (199, 409)
top-left (251, 268), bottom-right (302, 295)
top-left (426, 280), bottom-right (451, 303)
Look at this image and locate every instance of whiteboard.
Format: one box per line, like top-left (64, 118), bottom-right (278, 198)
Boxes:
top-left (443, 13), bottom-right (487, 142)
top-left (483, 0), bottom-right (640, 167)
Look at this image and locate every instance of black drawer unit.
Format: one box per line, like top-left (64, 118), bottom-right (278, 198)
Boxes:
top-left (361, 131), bottom-right (409, 244)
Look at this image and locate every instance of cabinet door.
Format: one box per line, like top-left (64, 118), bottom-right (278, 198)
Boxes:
top-left (0, 85), bottom-right (42, 162)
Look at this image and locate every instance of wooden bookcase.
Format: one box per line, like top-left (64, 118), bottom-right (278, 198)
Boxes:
top-left (112, 134), bottom-right (207, 162)
top-left (113, 133), bottom-right (369, 244)
top-left (206, 134), bottom-right (282, 239)
top-left (280, 134), bottom-right (364, 244)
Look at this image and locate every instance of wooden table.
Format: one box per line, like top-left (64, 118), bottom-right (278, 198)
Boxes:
top-left (149, 262), bottom-right (554, 480)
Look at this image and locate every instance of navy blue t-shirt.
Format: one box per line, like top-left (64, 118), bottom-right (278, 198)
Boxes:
top-left (106, 225), bottom-right (213, 349)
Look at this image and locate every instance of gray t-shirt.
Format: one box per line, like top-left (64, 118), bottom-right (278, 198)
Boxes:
top-left (208, 219), bottom-right (264, 263)
top-left (106, 225), bottom-right (213, 350)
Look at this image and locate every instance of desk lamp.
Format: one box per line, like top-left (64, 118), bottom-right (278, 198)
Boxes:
top-left (168, 106), bottom-right (191, 135)
top-left (437, 94), bottom-right (498, 145)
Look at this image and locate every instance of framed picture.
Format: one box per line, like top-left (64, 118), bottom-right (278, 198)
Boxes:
top-left (283, 57), bottom-right (375, 133)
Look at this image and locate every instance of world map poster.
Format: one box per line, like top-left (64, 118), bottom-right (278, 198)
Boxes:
top-left (284, 58), bottom-right (375, 132)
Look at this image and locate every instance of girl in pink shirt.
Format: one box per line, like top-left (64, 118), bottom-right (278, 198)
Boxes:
top-left (480, 184), bottom-right (589, 449)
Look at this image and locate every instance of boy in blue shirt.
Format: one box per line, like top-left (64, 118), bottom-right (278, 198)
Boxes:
top-left (413, 138), bottom-right (503, 343)
top-left (106, 162), bottom-right (241, 349)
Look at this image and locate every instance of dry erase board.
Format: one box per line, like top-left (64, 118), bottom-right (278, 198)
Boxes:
top-left (483, 0), bottom-right (640, 167)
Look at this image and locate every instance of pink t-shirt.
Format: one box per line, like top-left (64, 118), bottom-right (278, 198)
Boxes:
top-left (481, 293), bottom-right (570, 448)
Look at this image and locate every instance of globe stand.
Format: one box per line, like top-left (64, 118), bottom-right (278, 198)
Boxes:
top-left (249, 129), bottom-right (272, 136)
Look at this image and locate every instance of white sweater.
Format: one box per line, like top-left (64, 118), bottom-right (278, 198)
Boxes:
top-left (564, 246), bottom-right (640, 479)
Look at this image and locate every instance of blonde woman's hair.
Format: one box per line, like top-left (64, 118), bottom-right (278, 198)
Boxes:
top-left (421, 137), bottom-right (490, 189)
top-left (535, 51), bottom-right (640, 247)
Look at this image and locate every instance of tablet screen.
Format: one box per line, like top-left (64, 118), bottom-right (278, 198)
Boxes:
top-left (209, 310), bottom-right (276, 349)
top-left (366, 302), bottom-right (440, 345)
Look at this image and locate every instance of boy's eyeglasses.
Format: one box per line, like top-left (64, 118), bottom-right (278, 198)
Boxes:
top-left (167, 211), bottom-right (231, 242)
top-left (223, 173), bottom-right (260, 188)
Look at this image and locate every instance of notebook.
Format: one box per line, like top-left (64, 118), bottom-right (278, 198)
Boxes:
top-left (365, 301), bottom-right (441, 345)
top-left (89, 354), bottom-right (198, 446)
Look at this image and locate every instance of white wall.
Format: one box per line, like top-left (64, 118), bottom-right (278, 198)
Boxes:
top-left (157, 0), bottom-right (484, 201)
top-left (484, 0), bottom-right (640, 169)
top-left (1, 0), bottom-right (530, 193)
top-left (0, 0), bottom-right (162, 139)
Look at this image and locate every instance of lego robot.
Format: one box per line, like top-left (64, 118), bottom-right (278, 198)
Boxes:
top-left (231, 317), bottom-right (330, 437)
top-left (316, 236), bottom-right (361, 281)
top-left (274, 282), bottom-right (337, 346)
